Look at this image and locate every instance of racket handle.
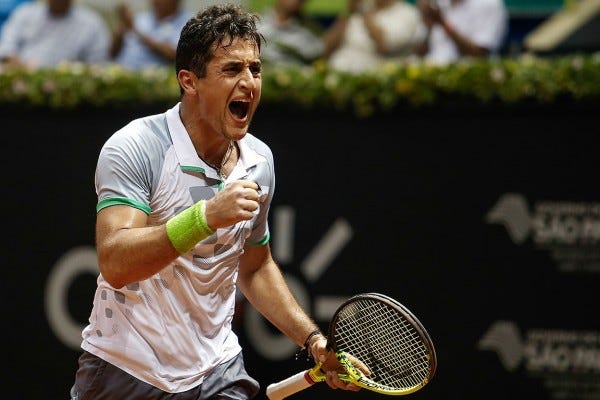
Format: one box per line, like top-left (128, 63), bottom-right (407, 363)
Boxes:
top-left (266, 370), bottom-right (315, 400)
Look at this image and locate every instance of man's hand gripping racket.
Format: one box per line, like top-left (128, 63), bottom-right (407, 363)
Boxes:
top-left (266, 293), bottom-right (437, 399)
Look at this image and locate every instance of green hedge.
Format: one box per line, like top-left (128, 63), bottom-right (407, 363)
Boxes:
top-left (0, 53), bottom-right (598, 118)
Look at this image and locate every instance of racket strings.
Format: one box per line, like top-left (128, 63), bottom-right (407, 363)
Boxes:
top-left (334, 299), bottom-right (432, 391)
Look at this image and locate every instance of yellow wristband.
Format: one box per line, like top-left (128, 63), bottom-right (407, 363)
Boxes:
top-left (165, 200), bottom-right (214, 253)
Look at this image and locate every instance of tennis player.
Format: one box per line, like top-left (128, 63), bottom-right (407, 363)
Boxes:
top-left (69, 4), bottom-right (360, 399)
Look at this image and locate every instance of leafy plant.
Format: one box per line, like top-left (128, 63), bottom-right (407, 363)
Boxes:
top-left (0, 53), bottom-right (598, 117)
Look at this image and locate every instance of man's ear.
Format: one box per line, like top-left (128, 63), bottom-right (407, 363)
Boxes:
top-left (177, 70), bottom-right (197, 94)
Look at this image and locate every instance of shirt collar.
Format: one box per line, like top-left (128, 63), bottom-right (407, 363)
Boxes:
top-left (166, 102), bottom-right (263, 179)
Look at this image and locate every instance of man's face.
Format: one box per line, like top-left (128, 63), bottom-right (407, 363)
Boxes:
top-left (279, 0), bottom-right (306, 13)
top-left (48, 0), bottom-right (71, 14)
top-left (194, 37), bottom-right (262, 141)
top-left (152, 0), bottom-right (178, 18)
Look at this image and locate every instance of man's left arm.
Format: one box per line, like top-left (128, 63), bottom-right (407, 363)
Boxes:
top-left (237, 243), bottom-right (364, 391)
top-left (237, 243), bottom-right (318, 348)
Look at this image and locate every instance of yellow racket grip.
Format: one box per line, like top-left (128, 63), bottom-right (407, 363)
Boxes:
top-left (306, 362), bottom-right (327, 383)
top-left (306, 351), bottom-right (366, 385)
top-left (336, 351), bottom-right (364, 381)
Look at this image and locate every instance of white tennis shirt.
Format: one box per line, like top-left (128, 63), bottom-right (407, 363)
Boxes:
top-left (81, 103), bottom-right (274, 393)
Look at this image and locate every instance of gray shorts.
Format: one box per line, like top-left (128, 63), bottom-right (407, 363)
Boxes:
top-left (70, 350), bottom-right (260, 400)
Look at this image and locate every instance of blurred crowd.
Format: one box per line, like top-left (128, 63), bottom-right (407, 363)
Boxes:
top-left (0, 0), bottom-right (562, 73)
top-left (257, 0), bottom-right (509, 73)
top-left (0, 0), bottom-right (193, 70)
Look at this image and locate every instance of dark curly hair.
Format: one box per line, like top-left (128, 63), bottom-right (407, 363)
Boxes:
top-left (175, 4), bottom-right (263, 79)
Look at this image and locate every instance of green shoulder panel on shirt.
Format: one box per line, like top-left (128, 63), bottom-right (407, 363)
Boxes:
top-left (97, 197), bottom-right (152, 215)
top-left (181, 165), bottom-right (206, 174)
top-left (247, 231), bottom-right (270, 246)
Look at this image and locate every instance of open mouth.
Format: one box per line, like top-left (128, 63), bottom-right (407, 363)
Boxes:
top-left (229, 100), bottom-right (250, 120)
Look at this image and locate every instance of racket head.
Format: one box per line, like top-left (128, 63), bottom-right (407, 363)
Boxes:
top-left (326, 292), bottom-right (437, 395)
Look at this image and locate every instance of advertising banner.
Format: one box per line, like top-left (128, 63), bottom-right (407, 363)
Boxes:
top-left (4, 105), bottom-right (598, 400)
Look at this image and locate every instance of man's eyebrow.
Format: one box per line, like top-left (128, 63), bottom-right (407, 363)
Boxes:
top-left (220, 59), bottom-right (262, 69)
top-left (221, 60), bottom-right (243, 68)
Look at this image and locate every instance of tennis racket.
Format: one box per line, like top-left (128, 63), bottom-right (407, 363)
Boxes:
top-left (266, 292), bottom-right (437, 399)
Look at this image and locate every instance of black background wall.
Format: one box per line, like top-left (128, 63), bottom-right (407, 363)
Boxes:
top-left (4, 102), bottom-right (599, 400)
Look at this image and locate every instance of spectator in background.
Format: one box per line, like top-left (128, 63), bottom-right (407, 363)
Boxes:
top-left (0, 0), bottom-right (110, 69)
top-left (0, 0), bottom-right (31, 31)
top-left (323, 0), bottom-right (427, 74)
top-left (415, 0), bottom-right (509, 64)
top-left (257, 0), bottom-right (325, 66)
top-left (110, 0), bottom-right (192, 70)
